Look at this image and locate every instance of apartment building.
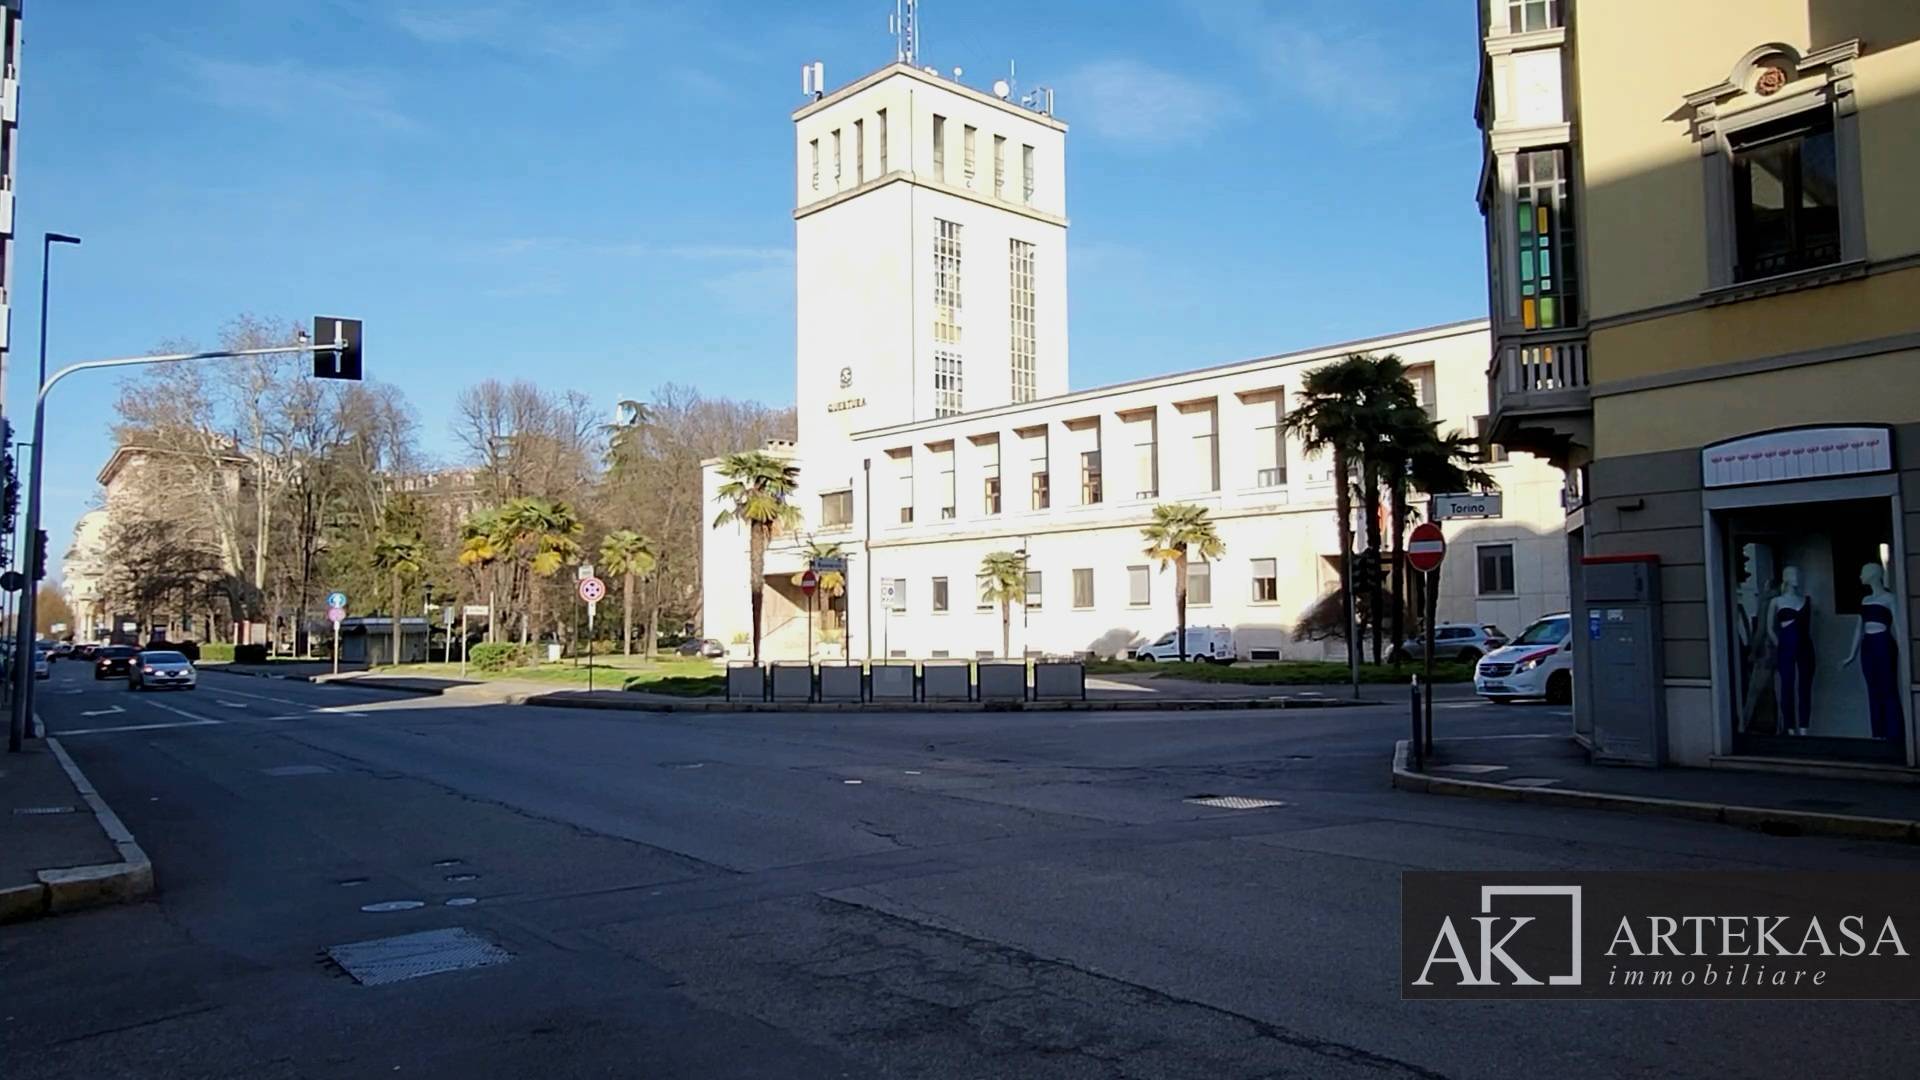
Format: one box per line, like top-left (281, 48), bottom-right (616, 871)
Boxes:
top-left (1476, 1), bottom-right (1920, 770)
top-left (701, 58), bottom-right (1570, 663)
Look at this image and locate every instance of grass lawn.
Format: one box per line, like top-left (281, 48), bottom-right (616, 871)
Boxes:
top-left (384, 655), bottom-right (727, 696)
top-left (1083, 658), bottom-right (1476, 684)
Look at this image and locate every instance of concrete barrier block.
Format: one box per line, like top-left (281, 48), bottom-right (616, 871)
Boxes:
top-left (819, 664), bottom-right (863, 702)
top-left (1032, 661), bottom-right (1085, 700)
top-left (770, 664), bottom-right (814, 702)
top-left (871, 665), bottom-right (916, 701)
top-left (977, 662), bottom-right (1026, 701)
top-left (923, 663), bottom-right (972, 702)
top-left (726, 665), bottom-right (766, 701)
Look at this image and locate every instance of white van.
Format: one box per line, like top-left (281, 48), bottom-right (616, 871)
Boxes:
top-left (1474, 613), bottom-right (1573, 704)
top-left (1134, 627), bottom-right (1235, 663)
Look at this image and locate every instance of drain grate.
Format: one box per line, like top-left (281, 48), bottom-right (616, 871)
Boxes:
top-left (13, 805), bottom-right (77, 815)
top-left (1185, 795), bottom-right (1288, 810)
top-left (327, 927), bottom-right (511, 986)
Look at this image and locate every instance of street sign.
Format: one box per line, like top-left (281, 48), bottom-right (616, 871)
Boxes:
top-left (0, 570), bottom-right (21, 593)
top-left (311, 316), bottom-right (363, 381)
top-left (576, 564), bottom-right (596, 581)
top-left (577, 576), bottom-right (607, 604)
top-left (325, 591), bottom-right (347, 609)
top-left (327, 606), bottom-right (346, 624)
top-left (798, 569), bottom-right (819, 596)
top-left (463, 604), bottom-right (489, 617)
top-left (1430, 491), bottom-right (1504, 521)
top-left (1407, 522), bottom-right (1447, 573)
top-left (809, 555), bottom-right (848, 573)
top-left (880, 579), bottom-right (898, 605)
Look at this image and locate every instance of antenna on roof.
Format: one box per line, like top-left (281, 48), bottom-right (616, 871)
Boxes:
top-left (888, 0), bottom-right (917, 66)
top-left (801, 60), bottom-right (825, 99)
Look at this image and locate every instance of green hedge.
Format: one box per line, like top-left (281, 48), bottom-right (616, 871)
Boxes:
top-left (199, 643), bottom-right (236, 662)
top-left (467, 643), bottom-right (531, 672)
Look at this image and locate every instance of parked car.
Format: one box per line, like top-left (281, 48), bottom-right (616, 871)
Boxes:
top-left (130, 650), bottom-right (197, 691)
top-left (93, 645), bottom-right (141, 680)
top-left (677, 638), bottom-right (725, 658)
top-left (1133, 626), bottom-right (1235, 663)
top-left (31, 647), bottom-right (49, 680)
top-left (74, 643), bottom-right (99, 660)
top-left (1391, 623), bottom-right (1508, 664)
top-left (1474, 613), bottom-right (1573, 704)
top-left (51, 641), bottom-right (73, 657)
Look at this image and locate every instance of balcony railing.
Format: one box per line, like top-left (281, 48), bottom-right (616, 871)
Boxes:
top-left (1487, 329), bottom-right (1590, 456)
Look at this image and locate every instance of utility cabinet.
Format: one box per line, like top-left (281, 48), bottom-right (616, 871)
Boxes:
top-left (1583, 555), bottom-right (1666, 766)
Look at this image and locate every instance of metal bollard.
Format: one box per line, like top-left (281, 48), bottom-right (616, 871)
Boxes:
top-left (1410, 675), bottom-right (1425, 771)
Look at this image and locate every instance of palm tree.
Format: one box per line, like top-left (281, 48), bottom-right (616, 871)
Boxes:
top-left (1280, 354), bottom-right (1376, 666)
top-left (599, 529), bottom-right (659, 657)
top-left (371, 530), bottom-right (425, 666)
top-left (1351, 354), bottom-right (1420, 664)
top-left (978, 550), bottom-right (1027, 659)
top-left (1141, 503), bottom-right (1225, 662)
top-left (711, 452), bottom-right (801, 664)
top-left (457, 508), bottom-right (506, 643)
top-left (498, 497), bottom-right (583, 649)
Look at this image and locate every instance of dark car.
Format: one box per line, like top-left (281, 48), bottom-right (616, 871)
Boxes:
top-left (74, 643), bottom-right (99, 660)
top-left (93, 645), bottom-right (140, 680)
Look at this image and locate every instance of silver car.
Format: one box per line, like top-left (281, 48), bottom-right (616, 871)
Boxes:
top-left (129, 650), bottom-right (197, 691)
top-left (1392, 623), bottom-right (1508, 664)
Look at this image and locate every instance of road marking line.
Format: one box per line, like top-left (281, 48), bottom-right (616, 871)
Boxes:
top-left (195, 685), bottom-right (318, 709)
top-left (79, 705), bottom-right (125, 717)
top-left (61, 719), bottom-right (225, 735)
top-left (142, 699), bottom-right (226, 726)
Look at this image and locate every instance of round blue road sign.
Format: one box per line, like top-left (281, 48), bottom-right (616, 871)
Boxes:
top-left (326, 591), bottom-right (348, 609)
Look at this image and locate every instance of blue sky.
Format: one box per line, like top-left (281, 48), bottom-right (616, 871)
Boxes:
top-left (15, 0), bottom-right (1487, 582)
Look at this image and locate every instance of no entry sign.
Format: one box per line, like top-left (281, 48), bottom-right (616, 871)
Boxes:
top-left (799, 569), bottom-right (819, 596)
top-left (1407, 522), bottom-right (1447, 573)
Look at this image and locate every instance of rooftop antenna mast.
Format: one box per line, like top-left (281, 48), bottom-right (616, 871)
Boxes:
top-left (889, 0), bottom-right (918, 66)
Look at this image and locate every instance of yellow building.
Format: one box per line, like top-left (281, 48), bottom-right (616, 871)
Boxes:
top-left (1477, 1), bottom-right (1920, 771)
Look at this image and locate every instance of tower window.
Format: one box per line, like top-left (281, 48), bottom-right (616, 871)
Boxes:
top-left (1008, 240), bottom-right (1036, 402)
top-left (1021, 144), bottom-right (1035, 203)
top-left (993, 135), bottom-right (1006, 198)
top-left (934, 218), bottom-right (962, 345)
top-left (878, 108), bottom-right (889, 173)
top-left (963, 125), bottom-right (977, 188)
top-left (935, 352), bottom-right (963, 417)
top-left (809, 138), bottom-right (819, 191)
top-left (854, 119), bottom-right (865, 185)
top-left (832, 128), bottom-right (842, 187)
top-left (1515, 147), bottom-right (1579, 329)
top-left (932, 115), bottom-right (946, 181)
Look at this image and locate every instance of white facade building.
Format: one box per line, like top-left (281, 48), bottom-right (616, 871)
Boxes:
top-left (702, 60), bottom-right (1569, 662)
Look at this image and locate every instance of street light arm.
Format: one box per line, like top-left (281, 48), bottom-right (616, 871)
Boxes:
top-left (36, 342), bottom-right (336, 405)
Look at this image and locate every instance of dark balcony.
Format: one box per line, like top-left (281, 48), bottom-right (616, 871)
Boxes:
top-left (1487, 329), bottom-right (1591, 467)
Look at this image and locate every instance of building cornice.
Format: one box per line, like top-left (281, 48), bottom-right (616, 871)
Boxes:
top-left (794, 170), bottom-right (1069, 228)
top-left (792, 62), bottom-right (1068, 133)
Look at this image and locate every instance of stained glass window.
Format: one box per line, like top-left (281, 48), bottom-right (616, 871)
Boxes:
top-left (1515, 148), bottom-right (1578, 330)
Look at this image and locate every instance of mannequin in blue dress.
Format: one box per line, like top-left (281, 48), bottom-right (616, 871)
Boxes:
top-left (1766, 567), bottom-right (1814, 735)
top-left (1843, 564), bottom-right (1903, 742)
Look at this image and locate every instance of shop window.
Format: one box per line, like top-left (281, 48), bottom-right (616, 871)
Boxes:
top-left (1724, 498), bottom-right (1901, 753)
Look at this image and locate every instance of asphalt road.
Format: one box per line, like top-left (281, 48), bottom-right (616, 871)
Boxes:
top-left (4, 660), bottom-right (1918, 1079)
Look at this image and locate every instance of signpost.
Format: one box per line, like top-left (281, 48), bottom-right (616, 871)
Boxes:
top-left (1406, 522), bottom-right (1448, 767)
top-left (327, 601), bottom-right (347, 676)
top-left (799, 569), bottom-right (819, 666)
top-left (1429, 491), bottom-right (1504, 521)
top-left (879, 578), bottom-right (897, 661)
top-left (460, 604), bottom-right (488, 677)
top-left (577, 576), bottom-right (606, 691)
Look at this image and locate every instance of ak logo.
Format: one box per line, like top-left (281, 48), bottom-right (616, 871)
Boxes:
top-left (1413, 885), bottom-right (1582, 987)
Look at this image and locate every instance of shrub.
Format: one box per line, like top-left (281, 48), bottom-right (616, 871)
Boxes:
top-left (233, 644), bottom-right (269, 664)
top-left (468, 643), bottom-right (529, 672)
top-left (198, 643), bottom-right (235, 662)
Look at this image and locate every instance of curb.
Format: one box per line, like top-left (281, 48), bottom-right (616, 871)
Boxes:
top-left (524, 693), bottom-right (1365, 714)
top-left (200, 667), bottom-right (449, 698)
top-left (2, 739), bottom-right (155, 923)
top-left (1390, 739), bottom-right (1920, 844)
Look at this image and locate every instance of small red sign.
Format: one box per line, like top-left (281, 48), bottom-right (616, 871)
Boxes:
top-left (1407, 522), bottom-right (1447, 573)
top-left (799, 569), bottom-right (819, 596)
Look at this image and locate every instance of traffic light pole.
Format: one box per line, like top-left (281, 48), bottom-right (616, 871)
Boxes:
top-left (8, 339), bottom-right (345, 752)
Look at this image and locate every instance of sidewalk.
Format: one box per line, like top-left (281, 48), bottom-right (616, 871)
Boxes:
top-left (1393, 734), bottom-right (1920, 843)
top-left (1, 739), bottom-right (153, 922)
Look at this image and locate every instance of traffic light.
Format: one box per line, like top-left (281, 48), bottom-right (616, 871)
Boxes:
top-left (32, 528), bottom-right (46, 580)
top-left (311, 316), bottom-right (363, 381)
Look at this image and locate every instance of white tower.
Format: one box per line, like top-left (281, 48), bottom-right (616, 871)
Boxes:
top-left (789, 62), bottom-right (1069, 504)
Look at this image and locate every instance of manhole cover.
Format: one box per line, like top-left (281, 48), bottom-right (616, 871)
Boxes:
top-left (1185, 795), bottom-right (1288, 810)
top-left (13, 805), bottom-right (77, 815)
top-left (327, 927), bottom-right (511, 986)
top-left (264, 765), bottom-right (333, 777)
top-left (360, 900), bottom-right (427, 913)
